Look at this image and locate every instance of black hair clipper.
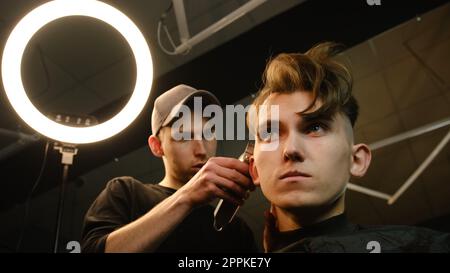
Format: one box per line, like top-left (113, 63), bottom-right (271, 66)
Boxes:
top-left (213, 141), bottom-right (254, 231)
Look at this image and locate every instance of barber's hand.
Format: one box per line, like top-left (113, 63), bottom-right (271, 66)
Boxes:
top-left (178, 157), bottom-right (255, 208)
top-left (263, 204), bottom-right (280, 253)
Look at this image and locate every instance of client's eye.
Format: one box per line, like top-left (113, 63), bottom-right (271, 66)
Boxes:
top-left (310, 124), bottom-right (322, 132)
top-left (258, 126), bottom-right (279, 142)
top-left (305, 122), bottom-right (328, 136)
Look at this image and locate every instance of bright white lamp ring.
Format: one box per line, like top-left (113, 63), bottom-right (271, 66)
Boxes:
top-left (1, 0), bottom-right (153, 144)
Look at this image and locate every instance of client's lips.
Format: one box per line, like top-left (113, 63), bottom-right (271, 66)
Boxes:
top-left (192, 163), bottom-right (206, 169)
top-left (279, 170), bottom-right (312, 180)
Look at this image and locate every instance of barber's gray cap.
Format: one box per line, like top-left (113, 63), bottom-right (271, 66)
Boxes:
top-left (151, 84), bottom-right (221, 135)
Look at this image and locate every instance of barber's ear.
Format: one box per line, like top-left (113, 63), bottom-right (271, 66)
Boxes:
top-left (249, 156), bottom-right (260, 187)
top-left (350, 143), bottom-right (372, 177)
top-left (148, 135), bottom-right (164, 157)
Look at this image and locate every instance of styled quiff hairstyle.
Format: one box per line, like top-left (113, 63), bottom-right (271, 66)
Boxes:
top-left (250, 42), bottom-right (359, 128)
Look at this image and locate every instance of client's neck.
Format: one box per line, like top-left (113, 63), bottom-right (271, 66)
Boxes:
top-left (275, 195), bottom-right (345, 232)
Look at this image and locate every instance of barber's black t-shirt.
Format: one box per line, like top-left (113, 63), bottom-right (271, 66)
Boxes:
top-left (81, 176), bottom-right (257, 253)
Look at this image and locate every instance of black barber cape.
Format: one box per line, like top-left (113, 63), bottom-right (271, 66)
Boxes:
top-left (273, 214), bottom-right (450, 253)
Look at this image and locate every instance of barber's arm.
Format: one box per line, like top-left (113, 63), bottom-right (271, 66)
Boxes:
top-left (104, 157), bottom-right (254, 252)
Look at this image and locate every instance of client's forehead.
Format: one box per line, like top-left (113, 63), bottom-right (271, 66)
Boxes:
top-left (258, 91), bottom-right (352, 133)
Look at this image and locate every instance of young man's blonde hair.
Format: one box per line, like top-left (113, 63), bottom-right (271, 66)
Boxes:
top-left (249, 42), bottom-right (358, 130)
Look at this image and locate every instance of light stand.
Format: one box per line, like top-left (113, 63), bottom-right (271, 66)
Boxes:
top-left (52, 142), bottom-right (78, 253)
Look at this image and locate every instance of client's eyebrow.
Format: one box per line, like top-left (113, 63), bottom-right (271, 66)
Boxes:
top-left (295, 111), bottom-right (334, 123)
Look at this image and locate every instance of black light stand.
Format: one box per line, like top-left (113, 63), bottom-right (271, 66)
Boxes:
top-left (52, 142), bottom-right (78, 253)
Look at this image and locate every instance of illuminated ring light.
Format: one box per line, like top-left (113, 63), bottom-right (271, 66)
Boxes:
top-left (1, 0), bottom-right (153, 144)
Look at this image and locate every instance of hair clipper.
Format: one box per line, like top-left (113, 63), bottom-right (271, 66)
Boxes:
top-left (213, 141), bottom-right (254, 231)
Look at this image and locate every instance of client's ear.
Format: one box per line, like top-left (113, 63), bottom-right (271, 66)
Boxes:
top-left (350, 143), bottom-right (371, 177)
top-left (249, 156), bottom-right (260, 187)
